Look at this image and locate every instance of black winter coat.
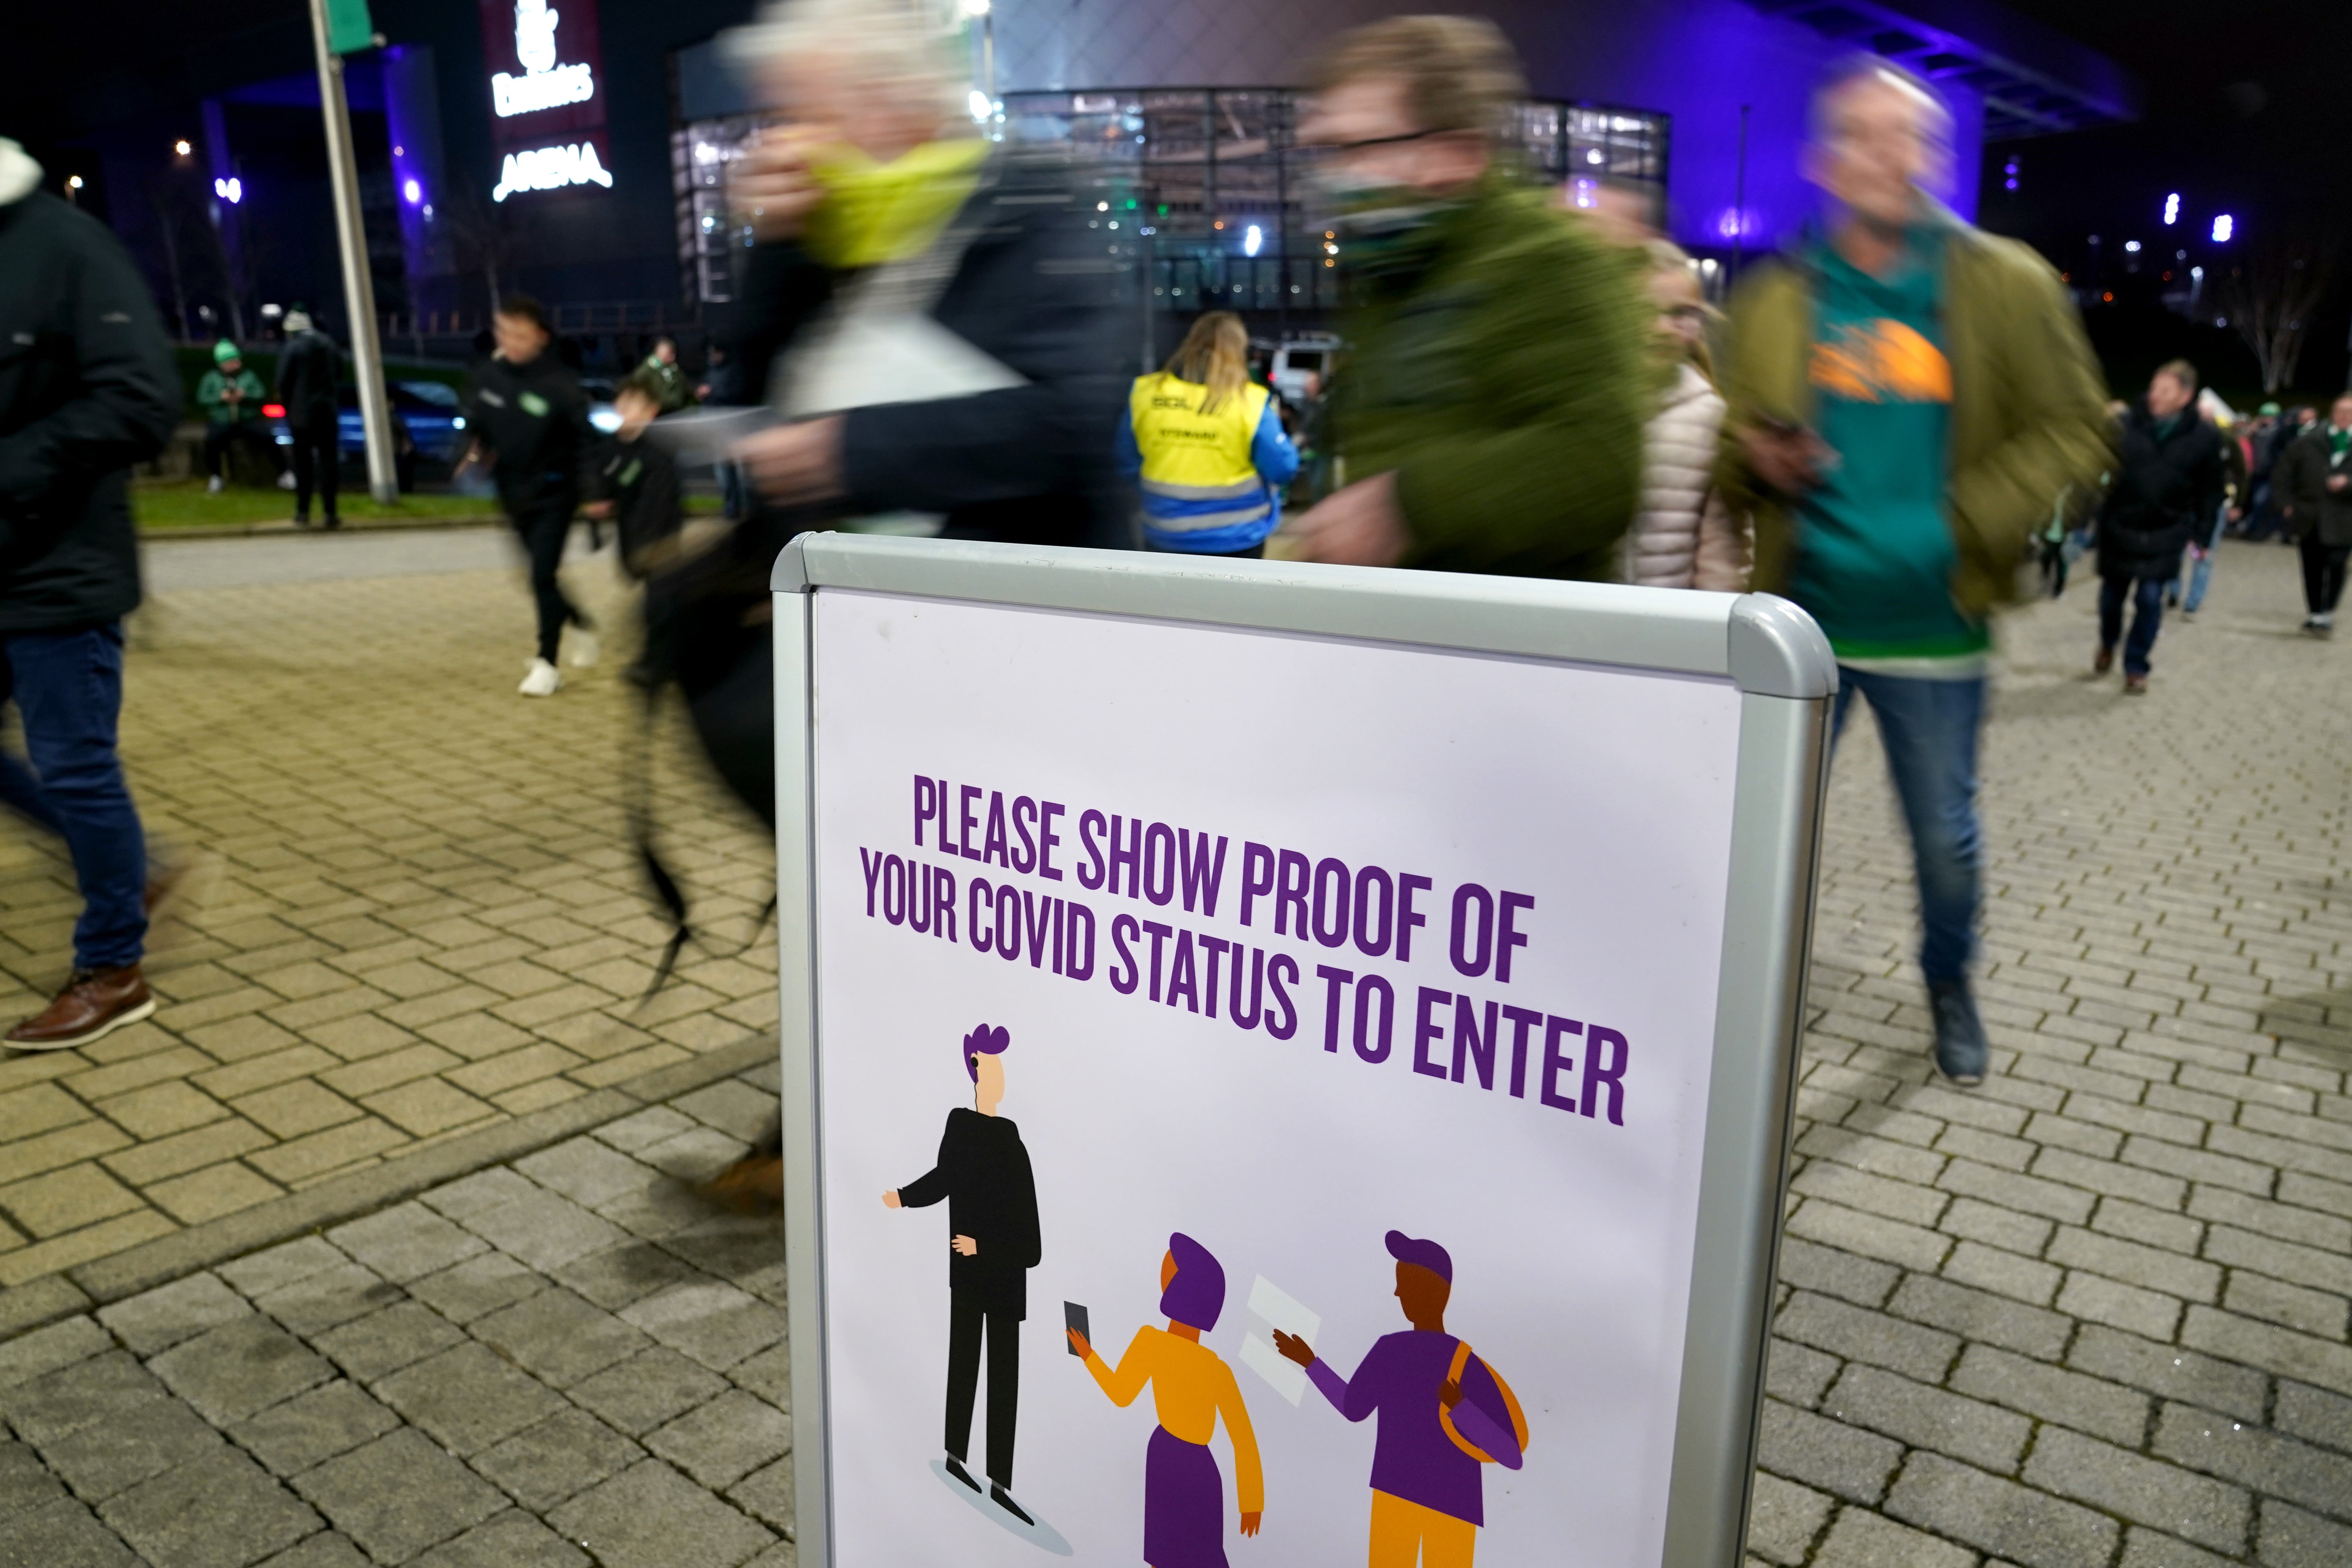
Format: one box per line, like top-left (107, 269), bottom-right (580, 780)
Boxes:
top-left (0, 190), bottom-right (179, 634)
top-left (464, 352), bottom-right (593, 514)
top-left (274, 331), bottom-right (343, 426)
top-left (2097, 405), bottom-right (2224, 581)
top-left (730, 146), bottom-right (1132, 552)
top-left (2276, 426), bottom-right (2352, 548)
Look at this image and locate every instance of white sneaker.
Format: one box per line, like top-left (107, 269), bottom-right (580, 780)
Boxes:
top-left (518, 658), bottom-right (563, 697)
top-left (206, 475), bottom-right (224, 494)
top-left (566, 628), bottom-right (600, 669)
top-left (276, 472), bottom-right (296, 490)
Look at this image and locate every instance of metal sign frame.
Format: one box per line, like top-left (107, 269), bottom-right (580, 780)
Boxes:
top-left (769, 533), bottom-right (1835, 1567)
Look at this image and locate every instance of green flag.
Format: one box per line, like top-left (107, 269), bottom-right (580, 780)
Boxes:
top-left (325, 0), bottom-right (376, 54)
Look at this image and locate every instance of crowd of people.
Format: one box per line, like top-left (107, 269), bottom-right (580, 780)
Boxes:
top-left (0, 0), bottom-right (2335, 1105)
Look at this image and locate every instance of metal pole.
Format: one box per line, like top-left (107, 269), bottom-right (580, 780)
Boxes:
top-left (307, 0), bottom-right (398, 504)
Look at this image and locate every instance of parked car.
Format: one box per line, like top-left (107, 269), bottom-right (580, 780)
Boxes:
top-left (266, 380), bottom-right (469, 493)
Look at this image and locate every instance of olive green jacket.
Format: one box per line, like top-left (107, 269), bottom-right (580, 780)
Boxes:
top-left (1335, 176), bottom-right (1649, 580)
top-left (1716, 205), bottom-right (2113, 617)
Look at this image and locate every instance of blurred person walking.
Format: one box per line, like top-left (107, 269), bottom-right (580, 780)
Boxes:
top-left (0, 138), bottom-right (182, 1048)
top-left (1718, 59), bottom-right (2110, 1086)
top-left (1624, 242), bottom-right (1749, 590)
top-left (1120, 311), bottom-right (1298, 558)
top-left (197, 340), bottom-right (286, 493)
top-left (1283, 15), bottom-right (1648, 578)
top-left (2094, 361), bottom-right (2222, 687)
top-left (637, 336), bottom-right (693, 414)
top-left (585, 374), bottom-right (684, 581)
top-left (463, 296), bottom-right (598, 695)
top-left (275, 307), bottom-right (344, 529)
top-left (2176, 391), bottom-right (2245, 619)
top-left (2277, 392), bottom-right (2352, 635)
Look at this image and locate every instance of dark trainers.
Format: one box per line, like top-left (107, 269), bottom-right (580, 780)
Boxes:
top-left (1928, 980), bottom-right (1988, 1086)
top-left (991, 1484), bottom-right (1033, 1525)
top-left (6, 965), bottom-right (155, 1051)
top-left (943, 1457), bottom-right (981, 1494)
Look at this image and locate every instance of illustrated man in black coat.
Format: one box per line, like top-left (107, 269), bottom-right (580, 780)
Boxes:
top-left (884, 1022), bottom-right (1041, 1525)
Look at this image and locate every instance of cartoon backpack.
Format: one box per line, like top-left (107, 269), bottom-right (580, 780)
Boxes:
top-left (1439, 1340), bottom-right (1531, 1463)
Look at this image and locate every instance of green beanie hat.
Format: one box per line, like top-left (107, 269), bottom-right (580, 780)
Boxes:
top-left (213, 340), bottom-right (242, 365)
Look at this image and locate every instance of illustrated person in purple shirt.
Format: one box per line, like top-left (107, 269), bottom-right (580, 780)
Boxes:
top-left (1274, 1232), bottom-right (1527, 1568)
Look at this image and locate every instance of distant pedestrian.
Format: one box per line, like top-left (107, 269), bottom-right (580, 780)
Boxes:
top-left (462, 296), bottom-right (597, 696)
top-left (697, 344), bottom-right (749, 519)
top-left (1120, 311), bottom-right (1299, 558)
top-left (1284, 15), bottom-right (1648, 577)
top-left (1718, 58), bottom-right (2111, 1087)
top-left (0, 138), bottom-right (183, 1049)
top-left (274, 308), bottom-right (344, 529)
top-left (1624, 241), bottom-right (1748, 590)
top-left (637, 336), bottom-right (692, 414)
top-left (2177, 393), bottom-right (2245, 619)
top-left (2276, 393), bottom-right (2352, 636)
top-left (2094, 361), bottom-right (2222, 689)
top-left (197, 340), bottom-right (285, 494)
top-left (585, 375), bottom-right (684, 580)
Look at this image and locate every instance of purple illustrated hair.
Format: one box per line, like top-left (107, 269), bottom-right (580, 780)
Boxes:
top-left (1160, 1232), bottom-right (1226, 1333)
top-left (962, 1022), bottom-right (1011, 1081)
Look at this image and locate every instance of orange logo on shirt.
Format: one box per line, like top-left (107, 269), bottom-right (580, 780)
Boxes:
top-left (1810, 320), bottom-right (1952, 405)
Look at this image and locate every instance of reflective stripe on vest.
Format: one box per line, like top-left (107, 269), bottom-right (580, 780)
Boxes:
top-left (1129, 374), bottom-right (1272, 532)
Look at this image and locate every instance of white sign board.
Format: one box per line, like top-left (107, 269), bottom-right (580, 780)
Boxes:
top-left (772, 536), bottom-right (1834, 1568)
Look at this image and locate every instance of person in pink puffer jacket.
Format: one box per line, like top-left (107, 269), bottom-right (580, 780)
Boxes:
top-left (1624, 242), bottom-right (1752, 591)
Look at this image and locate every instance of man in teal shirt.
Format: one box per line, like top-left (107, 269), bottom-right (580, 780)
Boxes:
top-left (1721, 59), bottom-right (2111, 1085)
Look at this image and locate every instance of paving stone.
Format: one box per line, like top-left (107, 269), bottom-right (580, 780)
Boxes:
top-left (253, 1532), bottom-right (370, 1568)
top-left (2119, 1526), bottom-right (2241, 1568)
top-left (725, 1452), bottom-right (795, 1533)
top-left (1756, 1398), bottom-right (1903, 1504)
top-left (98, 1446), bottom-right (321, 1568)
top-left (0, 1436), bottom-right (69, 1518)
top-left (2152, 1402), bottom-right (2352, 1528)
top-left (635, 1127), bottom-right (749, 1182)
top-left (454, 1188), bottom-right (631, 1274)
top-left (96, 1274), bottom-right (252, 1355)
top-left (548, 1460), bottom-right (775, 1568)
top-left (2274, 1381), bottom-right (2352, 1457)
top-left (1888, 1274), bottom-right (2073, 1362)
top-left (2067, 1326), bottom-right (2269, 1422)
top-left (254, 1264), bottom-right (402, 1337)
top-left (2180, 1306), bottom-right (2352, 1400)
top-left (724, 1344), bottom-right (792, 1412)
top-left (403, 1249), bottom-right (548, 1325)
top-left (2023, 1425), bottom-right (2251, 1555)
top-left (589, 1108), bottom-right (701, 1156)
top-left (217, 1238), bottom-right (348, 1301)
top-left (1774, 1291), bottom-right (1960, 1383)
top-left (469, 1287), bottom-right (651, 1388)
top-left (1953, 1343), bottom-right (2151, 1446)
top-left (2057, 1271), bottom-right (2184, 1342)
top-left (40, 1396), bottom-right (226, 1503)
top-left (555, 1241), bottom-right (699, 1311)
top-left (0, 1315), bottom-right (111, 1391)
top-left (411, 1508), bottom-right (590, 1568)
top-left (2, 1350), bottom-right (170, 1445)
top-left (373, 1341), bottom-right (566, 1456)
top-left (1813, 1505), bottom-right (1976, 1568)
top-left (644, 1389), bottom-right (793, 1490)
top-left (2, 1496), bottom-right (142, 1567)
top-left (149, 1318), bottom-right (335, 1426)
top-left (2258, 1500), bottom-right (2352, 1568)
top-left (596, 1180), bottom-right (721, 1242)
top-left (323, 1204), bottom-right (488, 1284)
top-left (514, 1139), bottom-right (661, 1211)
top-left (568, 1347), bottom-right (734, 1437)
top-left (1745, 1471), bottom-right (1832, 1564)
top-left (1884, 1451), bottom-right (2120, 1568)
top-left (468, 1405), bottom-right (643, 1513)
top-left (228, 1380), bottom-right (401, 1478)
top-left (418, 1169), bottom-right (540, 1223)
top-left (310, 1301), bottom-right (466, 1384)
top-left (294, 1428), bottom-right (506, 1564)
top-left (1823, 1362), bottom-right (2033, 1474)
top-left (619, 1281), bottom-right (789, 1371)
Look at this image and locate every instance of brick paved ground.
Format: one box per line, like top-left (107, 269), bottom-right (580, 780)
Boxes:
top-left (1, 536), bottom-right (2348, 1568)
top-left (0, 533), bottom-right (774, 1296)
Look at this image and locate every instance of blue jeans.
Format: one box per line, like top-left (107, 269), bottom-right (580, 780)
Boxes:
top-left (0, 625), bottom-right (147, 970)
top-left (2182, 508), bottom-right (2227, 613)
top-left (2099, 575), bottom-right (2164, 677)
top-left (1832, 667), bottom-right (1985, 984)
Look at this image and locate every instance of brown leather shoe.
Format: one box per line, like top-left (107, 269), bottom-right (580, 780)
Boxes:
top-left (2093, 645), bottom-right (2115, 674)
top-left (695, 1154), bottom-right (784, 1215)
top-left (6, 965), bottom-right (156, 1052)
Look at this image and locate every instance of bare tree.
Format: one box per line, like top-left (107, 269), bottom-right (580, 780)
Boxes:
top-left (145, 180), bottom-right (194, 341)
top-left (443, 177), bottom-right (526, 319)
top-left (2222, 227), bottom-right (2341, 395)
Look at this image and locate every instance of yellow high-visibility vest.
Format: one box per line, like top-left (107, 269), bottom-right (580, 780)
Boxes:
top-left (1129, 373), bottom-right (1273, 531)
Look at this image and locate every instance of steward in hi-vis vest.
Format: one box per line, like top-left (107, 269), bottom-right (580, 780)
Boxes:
top-left (1116, 313), bottom-right (1300, 557)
